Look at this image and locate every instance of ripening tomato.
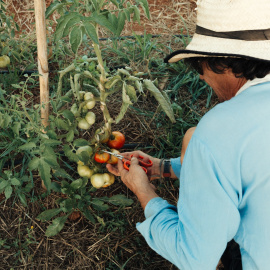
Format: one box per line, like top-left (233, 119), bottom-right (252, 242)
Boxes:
top-left (102, 173), bottom-right (115, 187)
top-left (107, 131), bottom-right (125, 149)
top-left (90, 173), bottom-right (115, 189)
top-left (106, 149), bottom-right (120, 165)
top-left (94, 151), bottom-right (110, 163)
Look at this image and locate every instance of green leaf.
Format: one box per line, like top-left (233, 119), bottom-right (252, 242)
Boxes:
top-left (81, 208), bottom-right (95, 223)
top-left (28, 157), bottom-right (40, 171)
top-left (73, 138), bottom-right (89, 147)
top-left (126, 84), bottom-right (137, 102)
top-left (0, 179), bottom-right (9, 190)
top-left (12, 122), bottom-right (21, 136)
top-left (2, 114), bottom-right (11, 128)
top-left (91, 199), bottom-right (109, 211)
top-left (38, 158), bottom-right (52, 190)
top-left (109, 0), bottom-right (119, 8)
top-left (43, 146), bottom-right (59, 168)
top-left (55, 118), bottom-right (70, 131)
top-left (18, 142), bottom-right (36, 151)
top-left (138, 0), bottom-right (151, 19)
top-left (45, 215), bottom-right (69, 237)
top-left (69, 25), bottom-right (83, 54)
top-left (51, 182), bottom-right (61, 193)
top-left (18, 193), bottom-right (27, 207)
top-left (66, 129), bottom-right (74, 142)
top-left (90, 0), bottom-right (98, 10)
top-left (70, 178), bottom-right (83, 190)
top-left (83, 21), bottom-right (99, 44)
top-left (43, 139), bottom-right (62, 146)
top-left (55, 13), bottom-right (81, 43)
top-left (45, 2), bottom-right (65, 18)
top-left (132, 6), bottom-right (140, 23)
top-left (108, 13), bottom-right (118, 30)
top-left (91, 12), bottom-right (117, 34)
top-left (46, 130), bottom-right (58, 140)
top-left (134, 80), bottom-right (143, 93)
top-left (36, 208), bottom-right (63, 221)
top-left (104, 75), bottom-right (121, 89)
top-left (10, 178), bottom-right (21, 186)
top-left (53, 168), bottom-right (74, 181)
top-left (4, 185), bottom-right (12, 199)
top-left (115, 82), bottom-right (132, 124)
top-left (116, 11), bottom-right (126, 36)
top-left (63, 145), bottom-right (79, 163)
top-left (143, 80), bottom-right (176, 123)
top-left (62, 15), bottom-right (82, 37)
top-left (62, 198), bottom-right (76, 212)
top-left (123, 8), bottom-right (131, 22)
top-left (62, 109), bottom-right (75, 122)
top-left (108, 194), bottom-right (133, 206)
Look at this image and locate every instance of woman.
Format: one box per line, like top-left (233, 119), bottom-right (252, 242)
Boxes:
top-left (107, 0), bottom-right (270, 269)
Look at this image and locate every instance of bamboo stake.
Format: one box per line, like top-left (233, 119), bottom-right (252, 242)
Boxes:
top-left (34, 0), bottom-right (49, 128)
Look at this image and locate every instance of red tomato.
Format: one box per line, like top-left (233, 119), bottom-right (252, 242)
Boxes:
top-left (107, 131), bottom-right (125, 149)
top-left (94, 151), bottom-right (110, 163)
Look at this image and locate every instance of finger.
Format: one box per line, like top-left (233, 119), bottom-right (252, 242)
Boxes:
top-left (130, 156), bottom-right (139, 166)
top-left (106, 163), bottom-right (120, 176)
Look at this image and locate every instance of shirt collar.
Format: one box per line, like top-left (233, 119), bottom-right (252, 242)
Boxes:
top-left (235, 74), bottom-right (270, 96)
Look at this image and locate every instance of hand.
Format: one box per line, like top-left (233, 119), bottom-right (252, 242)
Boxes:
top-left (117, 157), bottom-right (158, 209)
top-left (106, 150), bottom-right (161, 181)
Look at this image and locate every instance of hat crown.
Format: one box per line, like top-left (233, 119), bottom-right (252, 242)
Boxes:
top-left (196, 0), bottom-right (270, 31)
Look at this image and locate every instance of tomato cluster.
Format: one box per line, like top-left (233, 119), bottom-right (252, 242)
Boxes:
top-left (94, 131), bottom-right (125, 165)
top-left (76, 131), bottom-right (125, 189)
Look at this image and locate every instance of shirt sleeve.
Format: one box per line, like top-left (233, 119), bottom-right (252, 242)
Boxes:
top-left (136, 136), bottom-right (241, 270)
top-left (171, 157), bottom-right (181, 178)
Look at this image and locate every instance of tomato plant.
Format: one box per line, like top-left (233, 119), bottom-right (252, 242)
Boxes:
top-left (0, 0), bottom-right (178, 238)
top-left (107, 131), bottom-right (125, 149)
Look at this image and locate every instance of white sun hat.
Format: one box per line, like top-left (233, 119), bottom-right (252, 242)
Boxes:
top-left (164, 0), bottom-right (270, 63)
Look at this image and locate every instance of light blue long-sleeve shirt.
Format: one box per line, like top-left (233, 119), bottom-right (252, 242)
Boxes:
top-left (137, 81), bottom-right (270, 269)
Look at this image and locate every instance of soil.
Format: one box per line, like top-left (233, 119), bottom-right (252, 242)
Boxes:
top-left (4, 0), bottom-right (197, 36)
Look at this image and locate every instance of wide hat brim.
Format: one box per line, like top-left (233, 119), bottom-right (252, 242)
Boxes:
top-left (165, 33), bottom-right (270, 63)
top-left (164, 0), bottom-right (270, 63)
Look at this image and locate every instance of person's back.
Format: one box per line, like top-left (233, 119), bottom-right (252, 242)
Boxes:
top-left (194, 81), bottom-right (270, 269)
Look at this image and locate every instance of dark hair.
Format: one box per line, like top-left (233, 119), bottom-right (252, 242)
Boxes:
top-left (184, 57), bottom-right (270, 80)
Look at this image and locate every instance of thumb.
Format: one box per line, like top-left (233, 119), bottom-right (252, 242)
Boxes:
top-left (130, 156), bottom-right (139, 165)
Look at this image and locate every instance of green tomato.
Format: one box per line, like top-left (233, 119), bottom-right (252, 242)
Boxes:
top-left (77, 165), bottom-right (94, 178)
top-left (84, 92), bottom-right (94, 101)
top-left (90, 173), bottom-right (105, 189)
top-left (76, 145), bottom-right (92, 155)
top-left (85, 111), bottom-right (96, 125)
top-left (85, 100), bottom-right (96, 110)
top-left (0, 55), bottom-right (10, 68)
top-left (78, 118), bottom-right (91, 130)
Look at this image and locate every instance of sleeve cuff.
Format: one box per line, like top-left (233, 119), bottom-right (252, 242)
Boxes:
top-left (171, 157), bottom-right (181, 178)
top-left (144, 197), bottom-right (173, 219)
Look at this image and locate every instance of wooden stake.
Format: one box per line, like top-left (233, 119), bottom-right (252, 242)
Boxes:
top-left (34, 0), bottom-right (49, 128)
